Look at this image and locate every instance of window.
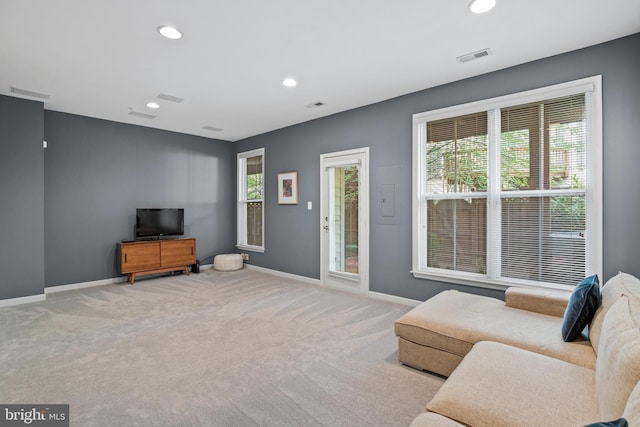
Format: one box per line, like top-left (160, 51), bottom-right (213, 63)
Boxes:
top-left (412, 77), bottom-right (602, 290)
top-left (237, 148), bottom-right (264, 252)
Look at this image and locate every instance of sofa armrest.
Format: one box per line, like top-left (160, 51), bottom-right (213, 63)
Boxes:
top-left (504, 287), bottom-right (571, 318)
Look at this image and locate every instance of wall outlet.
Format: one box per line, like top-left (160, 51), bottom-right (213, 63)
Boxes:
top-left (241, 253), bottom-right (249, 261)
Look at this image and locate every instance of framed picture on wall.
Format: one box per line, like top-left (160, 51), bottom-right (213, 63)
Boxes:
top-left (278, 171), bottom-right (298, 205)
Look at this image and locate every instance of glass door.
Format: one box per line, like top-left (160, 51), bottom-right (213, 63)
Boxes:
top-left (320, 148), bottom-right (369, 292)
top-left (328, 165), bottom-right (359, 276)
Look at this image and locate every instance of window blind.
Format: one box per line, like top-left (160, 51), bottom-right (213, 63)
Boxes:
top-left (423, 94), bottom-right (588, 286)
top-left (425, 112), bottom-right (488, 273)
top-left (498, 94), bottom-right (587, 285)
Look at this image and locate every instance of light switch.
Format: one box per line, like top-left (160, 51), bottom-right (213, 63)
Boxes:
top-left (307, 201), bottom-right (312, 210)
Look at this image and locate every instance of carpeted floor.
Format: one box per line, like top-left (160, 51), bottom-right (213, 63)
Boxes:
top-left (0, 268), bottom-right (443, 426)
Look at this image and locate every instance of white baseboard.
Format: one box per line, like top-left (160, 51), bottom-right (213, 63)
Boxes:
top-left (244, 264), bottom-right (420, 306)
top-left (3, 265), bottom-right (421, 308)
top-left (0, 293), bottom-right (46, 307)
top-left (368, 291), bottom-right (422, 307)
top-left (45, 277), bottom-right (127, 294)
top-left (244, 264), bottom-right (322, 286)
top-left (2, 265), bottom-right (221, 306)
top-left (45, 265), bottom-right (211, 294)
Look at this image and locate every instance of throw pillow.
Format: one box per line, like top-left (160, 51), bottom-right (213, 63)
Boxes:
top-left (562, 274), bottom-right (601, 342)
top-left (583, 418), bottom-right (628, 427)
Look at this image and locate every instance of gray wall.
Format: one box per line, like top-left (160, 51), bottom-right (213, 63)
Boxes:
top-left (0, 95), bottom-right (45, 299)
top-left (234, 33), bottom-right (640, 302)
top-left (44, 112), bottom-right (235, 287)
top-left (2, 33), bottom-right (638, 303)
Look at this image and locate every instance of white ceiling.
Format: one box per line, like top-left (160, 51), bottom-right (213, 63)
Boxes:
top-left (1, 1), bottom-right (639, 142)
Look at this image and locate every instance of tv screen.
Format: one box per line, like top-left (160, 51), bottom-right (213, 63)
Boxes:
top-left (136, 208), bottom-right (184, 239)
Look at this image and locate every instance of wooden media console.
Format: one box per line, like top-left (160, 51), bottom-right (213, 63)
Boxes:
top-left (119, 238), bottom-right (196, 284)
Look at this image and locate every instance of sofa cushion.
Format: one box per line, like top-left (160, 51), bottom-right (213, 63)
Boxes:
top-left (395, 290), bottom-right (596, 370)
top-left (397, 337), bottom-right (463, 377)
top-left (505, 287), bottom-right (571, 318)
top-left (409, 412), bottom-right (465, 427)
top-left (395, 290), bottom-right (498, 359)
top-left (591, 272), bottom-right (640, 355)
top-left (562, 274), bottom-right (601, 342)
top-left (596, 295), bottom-right (640, 420)
top-left (426, 341), bottom-right (599, 427)
top-left (622, 381), bottom-right (640, 426)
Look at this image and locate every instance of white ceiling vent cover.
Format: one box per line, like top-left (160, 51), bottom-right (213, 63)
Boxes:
top-left (157, 93), bottom-right (184, 103)
top-left (128, 110), bottom-right (156, 119)
top-left (456, 48), bottom-right (492, 63)
top-left (10, 86), bottom-right (50, 99)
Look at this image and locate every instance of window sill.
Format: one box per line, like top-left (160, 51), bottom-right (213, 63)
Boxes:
top-left (236, 244), bottom-right (265, 253)
top-left (411, 269), bottom-right (575, 292)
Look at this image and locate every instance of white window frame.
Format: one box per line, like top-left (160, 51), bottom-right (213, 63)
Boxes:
top-left (237, 148), bottom-right (265, 252)
top-left (412, 76), bottom-right (603, 291)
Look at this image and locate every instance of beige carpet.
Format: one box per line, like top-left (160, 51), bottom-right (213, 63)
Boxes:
top-left (0, 268), bottom-right (443, 426)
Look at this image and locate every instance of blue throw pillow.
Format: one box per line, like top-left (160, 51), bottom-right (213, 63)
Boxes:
top-left (583, 418), bottom-right (628, 427)
top-left (561, 274), bottom-right (601, 342)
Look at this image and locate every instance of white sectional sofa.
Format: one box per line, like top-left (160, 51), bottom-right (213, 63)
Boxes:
top-left (395, 272), bottom-right (640, 426)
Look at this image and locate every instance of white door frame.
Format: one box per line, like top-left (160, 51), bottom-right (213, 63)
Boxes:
top-left (320, 147), bottom-right (370, 294)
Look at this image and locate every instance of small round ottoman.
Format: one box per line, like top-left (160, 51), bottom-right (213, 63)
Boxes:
top-left (213, 253), bottom-right (243, 271)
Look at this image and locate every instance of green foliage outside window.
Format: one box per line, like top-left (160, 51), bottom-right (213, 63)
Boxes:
top-left (426, 136), bottom-right (488, 193)
top-left (427, 121), bottom-right (585, 193)
top-left (551, 194), bottom-right (585, 231)
top-left (344, 167), bottom-right (359, 202)
top-left (247, 173), bottom-right (263, 200)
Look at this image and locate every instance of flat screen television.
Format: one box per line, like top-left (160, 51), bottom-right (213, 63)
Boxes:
top-left (136, 208), bottom-right (184, 239)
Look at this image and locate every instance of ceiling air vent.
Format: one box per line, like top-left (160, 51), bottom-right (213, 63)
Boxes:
top-left (306, 101), bottom-right (325, 109)
top-left (10, 86), bottom-right (50, 99)
top-left (128, 110), bottom-right (156, 119)
top-left (157, 93), bottom-right (184, 103)
top-left (202, 125), bottom-right (223, 132)
top-left (456, 48), bottom-right (492, 64)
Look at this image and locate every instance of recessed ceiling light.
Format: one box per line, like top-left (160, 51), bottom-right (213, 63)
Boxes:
top-left (282, 78), bottom-right (297, 88)
top-left (158, 25), bottom-right (183, 40)
top-left (146, 101), bottom-right (160, 109)
top-left (468, 0), bottom-right (496, 13)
